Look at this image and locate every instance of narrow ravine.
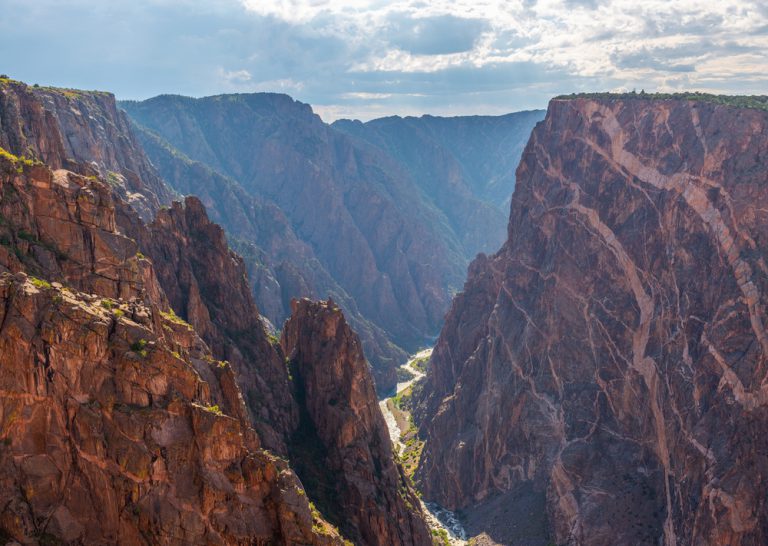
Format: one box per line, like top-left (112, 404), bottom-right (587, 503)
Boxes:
top-left (380, 349), bottom-right (468, 545)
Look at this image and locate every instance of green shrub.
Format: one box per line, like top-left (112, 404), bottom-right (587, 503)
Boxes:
top-left (130, 339), bottom-right (148, 358)
top-left (29, 277), bottom-right (51, 289)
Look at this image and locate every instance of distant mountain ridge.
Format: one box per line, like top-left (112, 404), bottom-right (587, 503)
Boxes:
top-left (121, 93), bottom-right (543, 391)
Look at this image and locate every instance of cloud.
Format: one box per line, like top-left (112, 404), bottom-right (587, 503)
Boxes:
top-left (219, 68), bottom-right (253, 84)
top-left (384, 13), bottom-right (488, 55)
top-left (0, 0), bottom-right (765, 120)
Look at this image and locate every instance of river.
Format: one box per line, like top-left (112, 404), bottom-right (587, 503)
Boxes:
top-left (379, 349), bottom-right (468, 545)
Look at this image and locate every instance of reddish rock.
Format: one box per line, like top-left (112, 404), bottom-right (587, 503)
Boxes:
top-left (282, 299), bottom-right (432, 546)
top-left (416, 97), bottom-right (768, 545)
top-left (0, 273), bottom-right (343, 546)
top-left (119, 196), bottom-right (299, 453)
top-left (0, 79), bottom-right (173, 220)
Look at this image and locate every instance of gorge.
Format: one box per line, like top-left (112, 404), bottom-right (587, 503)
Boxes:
top-left (1, 73), bottom-right (767, 546)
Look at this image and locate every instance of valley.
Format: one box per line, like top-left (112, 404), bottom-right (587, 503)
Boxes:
top-left (380, 349), bottom-right (468, 546)
top-left (1, 72), bottom-right (767, 546)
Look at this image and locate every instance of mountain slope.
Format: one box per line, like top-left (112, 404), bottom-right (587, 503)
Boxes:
top-left (122, 93), bottom-right (463, 357)
top-left (0, 78), bottom-right (174, 220)
top-left (130, 123), bottom-right (407, 390)
top-left (332, 110), bottom-right (544, 255)
top-left (416, 95), bottom-right (768, 545)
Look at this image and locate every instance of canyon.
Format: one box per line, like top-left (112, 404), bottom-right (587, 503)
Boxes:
top-left (2, 71), bottom-right (767, 546)
top-left (0, 78), bottom-right (430, 545)
top-left (415, 94), bottom-right (768, 545)
top-left (120, 95), bottom-right (543, 392)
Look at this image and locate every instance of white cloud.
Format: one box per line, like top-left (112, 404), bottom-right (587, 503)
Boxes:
top-left (219, 68), bottom-right (253, 84)
top-left (240, 0), bottom-right (768, 90)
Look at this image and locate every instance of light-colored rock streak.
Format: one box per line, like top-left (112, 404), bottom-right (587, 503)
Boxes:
top-left (565, 184), bottom-right (678, 546)
top-left (594, 104), bottom-right (768, 374)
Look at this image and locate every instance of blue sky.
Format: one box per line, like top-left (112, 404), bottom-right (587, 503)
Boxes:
top-left (0, 0), bottom-right (766, 121)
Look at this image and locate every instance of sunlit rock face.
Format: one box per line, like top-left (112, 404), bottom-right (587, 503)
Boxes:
top-left (0, 155), bottom-right (345, 546)
top-left (0, 80), bottom-right (174, 220)
top-left (416, 96), bottom-right (768, 546)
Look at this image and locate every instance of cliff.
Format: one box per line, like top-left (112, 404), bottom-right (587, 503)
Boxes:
top-left (0, 79), bottom-right (431, 545)
top-left (120, 94), bottom-right (466, 379)
top-left (416, 96), bottom-right (768, 545)
top-left (0, 155), bottom-right (344, 545)
top-left (129, 124), bottom-right (406, 391)
top-left (0, 79), bottom-right (174, 220)
top-left (282, 299), bottom-right (431, 546)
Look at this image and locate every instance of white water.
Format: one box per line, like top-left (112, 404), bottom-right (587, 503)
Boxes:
top-left (380, 349), bottom-right (468, 545)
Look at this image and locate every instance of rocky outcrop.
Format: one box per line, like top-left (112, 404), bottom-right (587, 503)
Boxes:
top-left (0, 273), bottom-right (343, 546)
top-left (0, 78), bottom-right (173, 219)
top-left (0, 154), bottom-right (345, 544)
top-left (117, 195), bottom-right (299, 453)
top-left (0, 156), bottom-right (152, 301)
top-left (416, 96), bottom-right (768, 545)
top-left (282, 299), bottom-right (431, 546)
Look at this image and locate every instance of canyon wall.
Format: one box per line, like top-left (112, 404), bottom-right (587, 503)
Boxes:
top-left (416, 96), bottom-right (768, 545)
top-left (283, 299), bottom-right (431, 546)
top-left (0, 79), bottom-right (431, 545)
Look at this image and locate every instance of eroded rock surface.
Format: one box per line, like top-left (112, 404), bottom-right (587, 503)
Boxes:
top-left (416, 97), bottom-right (768, 545)
top-left (0, 79), bottom-right (174, 219)
top-left (283, 299), bottom-right (432, 546)
top-left (0, 156), bottom-right (344, 545)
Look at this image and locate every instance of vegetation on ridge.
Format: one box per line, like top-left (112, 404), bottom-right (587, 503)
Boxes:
top-left (555, 90), bottom-right (768, 111)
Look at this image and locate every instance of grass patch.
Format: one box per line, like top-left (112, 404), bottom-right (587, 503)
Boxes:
top-left (431, 528), bottom-right (451, 546)
top-left (0, 146), bottom-right (41, 173)
top-left (160, 308), bottom-right (191, 328)
top-left (197, 403), bottom-right (223, 416)
top-left (29, 276), bottom-right (52, 290)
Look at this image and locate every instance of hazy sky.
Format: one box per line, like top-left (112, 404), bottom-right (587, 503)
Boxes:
top-left (0, 0), bottom-right (766, 121)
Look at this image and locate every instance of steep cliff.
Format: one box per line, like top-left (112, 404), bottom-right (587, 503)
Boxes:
top-left (0, 78), bottom-right (174, 219)
top-left (117, 196), bottom-right (300, 454)
top-left (282, 299), bottom-right (431, 546)
top-left (416, 95), bottom-right (768, 545)
top-left (0, 155), bottom-right (344, 545)
top-left (0, 81), bottom-right (432, 544)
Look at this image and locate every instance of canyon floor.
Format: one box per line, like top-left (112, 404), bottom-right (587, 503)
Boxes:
top-left (380, 349), bottom-right (469, 546)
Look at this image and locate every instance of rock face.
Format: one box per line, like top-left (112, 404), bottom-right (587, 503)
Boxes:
top-left (0, 79), bottom-right (432, 545)
top-left (282, 299), bottom-right (431, 546)
top-left (0, 79), bottom-right (174, 219)
top-left (118, 196), bottom-right (300, 454)
top-left (416, 96), bottom-right (768, 545)
top-left (122, 93), bottom-right (461, 359)
top-left (0, 274), bottom-right (341, 546)
top-left (0, 155), bottom-right (344, 545)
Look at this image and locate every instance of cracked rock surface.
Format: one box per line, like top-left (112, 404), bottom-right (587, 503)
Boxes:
top-left (415, 97), bottom-right (768, 546)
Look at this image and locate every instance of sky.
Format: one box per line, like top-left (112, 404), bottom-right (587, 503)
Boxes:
top-left (0, 0), bottom-right (766, 121)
